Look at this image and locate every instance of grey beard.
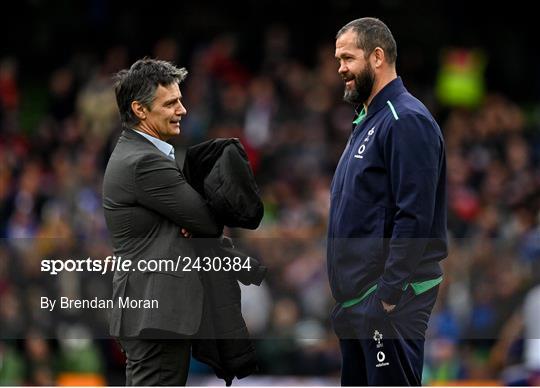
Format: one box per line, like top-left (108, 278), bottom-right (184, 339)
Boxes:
top-left (343, 88), bottom-right (363, 105)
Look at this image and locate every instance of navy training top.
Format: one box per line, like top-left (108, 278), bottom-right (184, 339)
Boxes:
top-left (327, 77), bottom-right (448, 305)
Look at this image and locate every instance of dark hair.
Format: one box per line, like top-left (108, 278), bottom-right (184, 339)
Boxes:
top-left (113, 58), bottom-right (187, 127)
top-left (336, 17), bottom-right (397, 64)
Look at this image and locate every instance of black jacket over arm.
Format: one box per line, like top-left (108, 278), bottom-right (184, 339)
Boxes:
top-left (184, 138), bottom-right (266, 385)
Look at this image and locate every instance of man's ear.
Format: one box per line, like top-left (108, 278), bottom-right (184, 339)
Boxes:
top-left (131, 101), bottom-right (147, 120)
top-left (372, 47), bottom-right (385, 69)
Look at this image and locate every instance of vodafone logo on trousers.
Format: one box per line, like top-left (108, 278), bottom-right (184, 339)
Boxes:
top-left (373, 329), bottom-right (390, 368)
top-left (375, 350), bottom-right (389, 368)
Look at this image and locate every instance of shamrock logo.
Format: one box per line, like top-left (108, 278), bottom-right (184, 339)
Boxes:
top-left (373, 330), bottom-right (383, 346)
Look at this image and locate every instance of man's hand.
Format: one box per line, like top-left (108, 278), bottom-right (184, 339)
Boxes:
top-left (381, 300), bottom-right (396, 313)
top-left (180, 228), bottom-right (192, 238)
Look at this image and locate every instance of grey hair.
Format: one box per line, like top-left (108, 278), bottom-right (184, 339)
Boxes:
top-left (113, 58), bottom-right (187, 127)
top-left (336, 17), bottom-right (397, 64)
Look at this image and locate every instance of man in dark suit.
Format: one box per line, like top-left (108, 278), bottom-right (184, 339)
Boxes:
top-left (103, 58), bottom-right (222, 386)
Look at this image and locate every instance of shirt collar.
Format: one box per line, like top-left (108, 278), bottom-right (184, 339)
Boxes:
top-left (364, 76), bottom-right (407, 120)
top-left (133, 129), bottom-right (174, 158)
top-left (352, 105), bottom-right (367, 126)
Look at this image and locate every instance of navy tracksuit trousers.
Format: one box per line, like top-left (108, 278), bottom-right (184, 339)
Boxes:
top-left (332, 286), bottom-right (439, 386)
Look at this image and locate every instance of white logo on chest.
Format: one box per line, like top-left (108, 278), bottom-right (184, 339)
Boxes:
top-left (354, 127), bottom-right (376, 159)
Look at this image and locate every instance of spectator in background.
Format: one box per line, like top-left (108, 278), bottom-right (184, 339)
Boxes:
top-left (524, 284), bottom-right (540, 384)
top-left (77, 46), bottom-right (127, 148)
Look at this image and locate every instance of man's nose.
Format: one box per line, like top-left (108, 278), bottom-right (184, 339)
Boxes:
top-left (338, 62), bottom-right (348, 75)
top-left (178, 103), bottom-right (187, 116)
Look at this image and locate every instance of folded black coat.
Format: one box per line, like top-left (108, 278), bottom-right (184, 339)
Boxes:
top-left (183, 138), bottom-right (266, 385)
top-left (183, 138), bottom-right (264, 229)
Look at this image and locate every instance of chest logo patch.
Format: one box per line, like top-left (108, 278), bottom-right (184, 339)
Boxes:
top-left (354, 127), bottom-right (376, 159)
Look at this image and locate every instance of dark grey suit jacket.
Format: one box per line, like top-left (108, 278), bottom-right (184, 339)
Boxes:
top-left (103, 129), bottom-right (221, 338)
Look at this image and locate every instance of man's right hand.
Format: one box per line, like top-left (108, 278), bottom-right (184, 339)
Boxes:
top-left (180, 228), bottom-right (192, 238)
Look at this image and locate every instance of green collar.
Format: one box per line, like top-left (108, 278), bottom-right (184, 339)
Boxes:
top-left (352, 106), bottom-right (367, 125)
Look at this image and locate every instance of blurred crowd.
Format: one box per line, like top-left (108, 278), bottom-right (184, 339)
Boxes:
top-left (1, 27), bottom-right (540, 386)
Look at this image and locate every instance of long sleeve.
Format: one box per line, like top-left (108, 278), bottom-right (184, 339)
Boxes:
top-left (134, 152), bottom-right (222, 237)
top-left (375, 114), bottom-right (443, 304)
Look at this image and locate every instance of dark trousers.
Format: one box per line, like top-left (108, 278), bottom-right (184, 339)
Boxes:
top-left (332, 286), bottom-right (439, 386)
top-left (118, 338), bottom-right (191, 386)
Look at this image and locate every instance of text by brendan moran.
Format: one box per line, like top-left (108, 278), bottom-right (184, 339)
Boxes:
top-left (40, 297), bottom-right (159, 312)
